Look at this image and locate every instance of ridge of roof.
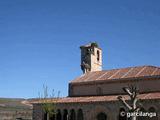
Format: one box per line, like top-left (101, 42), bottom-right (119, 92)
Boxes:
top-left (101, 65), bottom-right (160, 72)
top-left (76, 65), bottom-right (160, 76)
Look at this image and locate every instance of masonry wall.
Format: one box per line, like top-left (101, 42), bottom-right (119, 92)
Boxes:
top-left (0, 111), bottom-right (32, 120)
top-left (90, 47), bottom-right (102, 72)
top-left (69, 78), bottom-right (160, 96)
top-left (32, 99), bottom-right (160, 120)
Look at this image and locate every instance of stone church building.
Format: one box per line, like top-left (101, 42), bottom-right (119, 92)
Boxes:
top-left (32, 43), bottom-right (160, 120)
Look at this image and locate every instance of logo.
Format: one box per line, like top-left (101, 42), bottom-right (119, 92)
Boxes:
top-left (120, 111), bottom-right (126, 117)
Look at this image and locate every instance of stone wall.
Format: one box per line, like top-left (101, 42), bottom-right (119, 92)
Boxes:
top-left (32, 99), bottom-right (160, 120)
top-left (0, 110), bottom-right (32, 120)
top-left (90, 47), bottom-right (102, 72)
top-left (70, 78), bottom-right (160, 96)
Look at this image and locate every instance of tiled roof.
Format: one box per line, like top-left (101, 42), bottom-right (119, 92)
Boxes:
top-left (71, 66), bottom-right (160, 84)
top-left (31, 92), bottom-right (160, 104)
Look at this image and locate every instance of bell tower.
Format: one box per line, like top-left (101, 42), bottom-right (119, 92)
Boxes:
top-left (80, 42), bottom-right (102, 74)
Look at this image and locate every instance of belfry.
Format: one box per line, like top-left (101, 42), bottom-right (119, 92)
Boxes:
top-left (80, 42), bottom-right (102, 73)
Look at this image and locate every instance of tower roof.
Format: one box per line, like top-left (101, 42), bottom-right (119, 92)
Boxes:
top-left (70, 65), bottom-right (160, 84)
top-left (80, 42), bottom-right (100, 49)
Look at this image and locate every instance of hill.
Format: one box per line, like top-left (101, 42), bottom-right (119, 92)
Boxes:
top-left (0, 98), bottom-right (32, 120)
top-left (0, 98), bottom-right (32, 111)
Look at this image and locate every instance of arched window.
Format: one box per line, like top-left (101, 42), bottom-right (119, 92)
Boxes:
top-left (69, 109), bottom-right (76, 120)
top-left (138, 108), bottom-right (146, 120)
top-left (77, 109), bottom-right (84, 120)
top-left (148, 107), bottom-right (158, 120)
top-left (43, 112), bottom-right (47, 120)
top-left (63, 109), bottom-right (68, 120)
top-left (50, 114), bottom-right (55, 120)
top-left (56, 109), bottom-right (62, 120)
top-left (96, 87), bottom-right (103, 95)
top-left (97, 112), bottom-right (107, 120)
top-left (16, 118), bottom-right (22, 120)
top-left (97, 50), bottom-right (100, 61)
top-left (49, 111), bottom-right (55, 120)
top-left (119, 108), bottom-right (127, 120)
top-left (149, 107), bottom-right (156, 112)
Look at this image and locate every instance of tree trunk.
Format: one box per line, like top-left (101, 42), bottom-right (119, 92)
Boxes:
top-left (132, 116), bottom-right (136, 120)
top-left (47, 113), bottom-right (49, 120)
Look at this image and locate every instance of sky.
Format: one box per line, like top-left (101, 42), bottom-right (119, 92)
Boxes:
top-left (0, 0), bottom-right (160, 98)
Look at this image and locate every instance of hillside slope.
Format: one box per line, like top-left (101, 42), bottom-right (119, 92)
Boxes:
top-left (0, 98), bottom-right (32, 111)
top-left (0, 98), bottom-right (32, 120)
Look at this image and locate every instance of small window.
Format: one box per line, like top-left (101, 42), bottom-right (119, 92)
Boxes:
top-left (96, 87), bottom-right (103, 95)
top-left (97, 50), bottom-right (100, 61)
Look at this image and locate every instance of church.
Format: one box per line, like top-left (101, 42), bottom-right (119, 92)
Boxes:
top-left (32, 43), bottom-right (160, 120)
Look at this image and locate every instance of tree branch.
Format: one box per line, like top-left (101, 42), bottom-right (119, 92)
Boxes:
top-left (117, 96), bottom-right (132, 110)
top-left (123, 87), bottom-right (132, 96)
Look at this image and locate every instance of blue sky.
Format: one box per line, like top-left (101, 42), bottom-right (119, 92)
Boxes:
top-left (0, 0), bottom-right (160, 98)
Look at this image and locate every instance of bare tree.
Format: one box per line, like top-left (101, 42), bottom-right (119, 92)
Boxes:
top-left (117, 85), bottom-right (140, 120)
top-left (39, 85), bottom-right (60, 120)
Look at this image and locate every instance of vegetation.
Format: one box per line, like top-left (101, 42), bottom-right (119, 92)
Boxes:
top-left (39, 85), bottom-right (60, 120)
top-left (0, 98), bottom-right (32, 111)
top-left (91, 42), bottom-right (99, 47)
top-left (0, 98), bottom-right (32, 120)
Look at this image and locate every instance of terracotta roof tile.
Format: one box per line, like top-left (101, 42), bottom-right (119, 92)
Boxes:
top-left (99, 69), bottom-right (117, 80)
top-left (87, 71), bottom-right (106, 81)
top-left (152, 68), bottom-right (160, 75)
top-left (123, 66), bottom-right (144, 78)
top-left (71, 66), bottom-right (160, 84)
top-left (32, 92), bottom-right (160, 104)
top-left (138, 66), bottom-right (156, 77)
top-left (111, 67), bottom-right (131, 79)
